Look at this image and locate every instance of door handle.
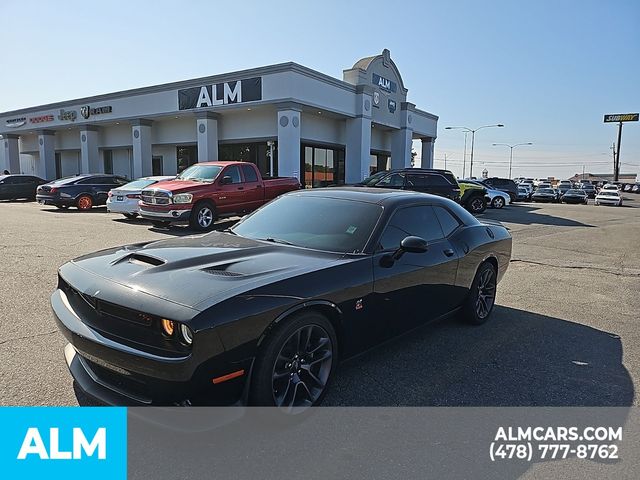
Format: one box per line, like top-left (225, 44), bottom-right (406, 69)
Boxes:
top-left (443, 249), bottom-right (455, 257)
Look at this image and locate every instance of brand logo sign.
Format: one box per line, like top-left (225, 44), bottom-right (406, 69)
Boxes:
top-left (373, 91), bottom-right (380, 106)
top-left (29, 115), bottom-right (54, 124)
top-left (604, 113), bottom-right (639, 123)
top-left (5, 117), bottom-right (26, 128)
top-left (372, 73), bottom-right (397, 93)
top-left (388, 99), bottom-right (397, 113)
top-left (80, 105), bottom-right (113, 120)
top-left (178, 77), bottom-right (262, 110)
top-left (58, 109), bottom-right (77, 122)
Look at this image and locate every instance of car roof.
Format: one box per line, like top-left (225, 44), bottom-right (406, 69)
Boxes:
top-left (284, 186), bottom-right (452, 207)
top-left (188, 161), bottom-right (247, 167)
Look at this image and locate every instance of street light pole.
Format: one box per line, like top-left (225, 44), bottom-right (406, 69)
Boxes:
top-left (492, 142), bottom-right (533, 178)
top-left (445, 124), bottom-right (504, 178)
top-left (462, 131), bottom-right (468, 178)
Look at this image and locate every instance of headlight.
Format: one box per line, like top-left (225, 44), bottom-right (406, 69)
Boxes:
top-left (172, 193), bottom-right (193, 204)
top-left (180, 324), bottom-right (193, 344)
top-left (161, 319), bottom-right (175, 336)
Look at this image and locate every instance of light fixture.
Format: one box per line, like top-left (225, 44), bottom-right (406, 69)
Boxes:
top-left (180, 324), bottom-right (193, 344)
top-left (247, 108), bottom-right (252, 111)
top-left (115, 122), bottom-right (120, 125)
top-left (318, 111), bottom-right (322, 115)
top-left (161, 319), bottom-right (175, 336)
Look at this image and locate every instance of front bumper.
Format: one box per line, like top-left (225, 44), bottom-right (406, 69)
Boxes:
top-left (139, 205), bottom-right (192, 223)
top-left (106, 198), bottom-right (139, 214)
top-left (595, 199), bottom-right (621, 205)
top-left (52, 288), bottom-right (248, 406)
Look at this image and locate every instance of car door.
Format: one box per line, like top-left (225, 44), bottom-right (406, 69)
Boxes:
top-left (240, 164), bottom-right (264, 211)
top-left (0, 176), bottom-right (15, 199)
top-left (215, 165), bottom-right (245, 213)
top-left (372, 204), bottom-right (461, 336)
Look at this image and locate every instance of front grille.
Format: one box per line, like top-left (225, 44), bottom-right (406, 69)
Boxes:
top-left (141, 189), bottom-right (171, 205)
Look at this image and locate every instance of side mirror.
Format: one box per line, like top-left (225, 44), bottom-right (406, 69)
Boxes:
top-left (398, 236), bottom-right (429, 255)
top-left (381, 236), bottom-right (429, 268)
top-left (220, 175), bottom-right (233, 185)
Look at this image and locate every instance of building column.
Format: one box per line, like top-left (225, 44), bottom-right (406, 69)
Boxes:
top-left (391, 102), bottom-right (415, 169)
top-left (421, 137), bottom-right (435, 169)
top-left (345, 85), bottom-right (374, 183)
top-left (80, 126), bottom-right (100, 174)
top-left (132, 119), bottom-right (153, 179)
top-left (196, 112), bottom-right (219, 162)
top-left (3, 134), bottom-right (20, 174)
top-left (390, 127), bottom-right (414, 169)
top-left (276, 105), bottom-right (301, 179)
top-left (38, 130), bottom-right (56, 180)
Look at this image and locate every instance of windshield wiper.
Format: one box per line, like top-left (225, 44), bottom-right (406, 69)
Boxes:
top-left (257, 237), bottom-right (295, 246)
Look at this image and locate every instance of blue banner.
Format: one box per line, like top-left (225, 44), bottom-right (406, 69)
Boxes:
top-left (0, 407), bottom-right (126, 480)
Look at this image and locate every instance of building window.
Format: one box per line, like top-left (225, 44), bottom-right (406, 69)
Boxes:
top-left (370, 151), bottom-right (390, 175)
top-left (103, 150), bottom-right (113, 174)
top-left (177, 146), bottom-right (197, 173)
top-left (219, 141), bottom-right (277, 178)
top-left (152, 156), bottom-right (163, 176)
top-left (55, 152), bottom-right (62, 179)
top-left (301, 144), bottom-right (345, 188)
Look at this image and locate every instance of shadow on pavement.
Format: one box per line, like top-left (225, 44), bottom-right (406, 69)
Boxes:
top-left (479, 204), bottom-right (595, 227)
top-left (325, 305), bottom-right (633, 406)
top-left (146, 218), bottom-right (239, 237)
top-left (40, 206), bottom-right (108, 214)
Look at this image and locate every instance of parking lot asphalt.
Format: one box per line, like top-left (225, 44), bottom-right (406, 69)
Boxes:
top-left (1, 196), bottom-right (639, 407)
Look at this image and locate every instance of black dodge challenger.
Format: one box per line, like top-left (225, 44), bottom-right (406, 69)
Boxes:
top-left (52, 188), bottom-right (512, 409)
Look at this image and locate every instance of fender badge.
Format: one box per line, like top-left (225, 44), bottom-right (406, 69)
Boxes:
top-left (355, 299), bottom-right (363, 311)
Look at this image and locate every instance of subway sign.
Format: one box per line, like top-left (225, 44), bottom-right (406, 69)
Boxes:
top-left (178, 77), bottom-right (262, 110)
top-left (603, 113), bottom-right (639, 123)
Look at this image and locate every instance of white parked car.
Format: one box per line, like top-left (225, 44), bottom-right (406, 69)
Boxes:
top-left (486, 187), bottom-right (511, 209)
top-left (107, 176), bottom-right (175, 218)
top-left (601, 184), bottom-right (619, 191)
top-left (594, 190), bottom-right (623, 206)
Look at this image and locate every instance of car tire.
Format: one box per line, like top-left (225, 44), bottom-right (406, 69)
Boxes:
top-left (462, 262), bottom-right (497, 325)
top-left (491, 197), bottom-right (505, 209)
top-left (189, 201), bottom-right (217, 231)
top-left (468, 197), bottom-right (487, 214)
top-left (151, 220), bottom-right (170, 228)
top-left (123, 213), bottom-right (138, 219)
top-left (249, 311), bottom-right (338, 411)
top-left (76, 195), bottom-right (93, 211)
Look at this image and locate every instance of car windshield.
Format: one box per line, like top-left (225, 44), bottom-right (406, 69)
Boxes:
top-left (566, 190), bottom-right (584, 195)
top-left (538, 188), bottom-right (555, 194)
top-left (231, 194), bottom-right (383, 253)
top-left (120, 178), bottom-right (160, 190)
top-left (360, 171), bottom-right (389, 186)
top-left (177, 164), bottom-right (223, 182)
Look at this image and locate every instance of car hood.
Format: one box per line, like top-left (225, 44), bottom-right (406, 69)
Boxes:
top-left (146, 179), bottom-right (214, 194)
top-left (61, 232), bottom-right (345, 312)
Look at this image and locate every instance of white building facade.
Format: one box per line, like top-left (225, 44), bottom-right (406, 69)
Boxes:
top-left (0, 50), bottom-right (437, 187)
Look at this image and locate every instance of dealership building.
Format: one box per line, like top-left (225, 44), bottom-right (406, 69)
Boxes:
top-left (0, 49), bottom-right (437, 187)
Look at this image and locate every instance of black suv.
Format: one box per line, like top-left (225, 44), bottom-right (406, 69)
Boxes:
top-left (36, 174), bottom-right (129, 210)
top-left (481, 177), bottom-right (518, 202)
top-left (358, 169), bottom-right (461, 202)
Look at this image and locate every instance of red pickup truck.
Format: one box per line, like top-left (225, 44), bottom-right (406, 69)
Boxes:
top-left (139, 161), bottom-right (301, 231)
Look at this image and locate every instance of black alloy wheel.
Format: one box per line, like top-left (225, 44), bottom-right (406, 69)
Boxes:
top-left (250, 311), bottom-right (337, 412)
top-left (463, 262), bottom-right (497, 325)
top-left (469, 197), bottom-right (487, 214)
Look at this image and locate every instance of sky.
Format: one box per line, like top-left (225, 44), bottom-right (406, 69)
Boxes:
top-left (0, 0), bottom-right (638, 179)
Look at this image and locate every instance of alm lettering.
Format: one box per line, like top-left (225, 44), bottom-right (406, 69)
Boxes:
top-left (17, 427), bottom-right (107, 460)
top-left (196, 82), bottom-right (242, 107)
top-left (378, 77), bottom-right (391, 90)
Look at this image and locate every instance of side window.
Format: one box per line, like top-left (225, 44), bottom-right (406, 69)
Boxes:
top-left (377, 173), bottom-right (405, 188)
top-left (114, 177), bottom-right (129, 186)
top-left (406, 174), bottom-right (428, 188)
top-left (76, 177), bottom-right (95, 185)
top-left (433, 206), bottom-right (461, 237)
top-left (378, 205), bottom-right (444, 251)
top-left (224, 166), bottom-right (242, 184)
top-left (424, 174), bottom-right (450, 186)
top-left (241, 164), bottom-right (259, 183)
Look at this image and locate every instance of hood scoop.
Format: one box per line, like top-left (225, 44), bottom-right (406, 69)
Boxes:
top-left (113, 253), bottom-right (166, 267)
top-left (202, 264), bottom-right (245, 277)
